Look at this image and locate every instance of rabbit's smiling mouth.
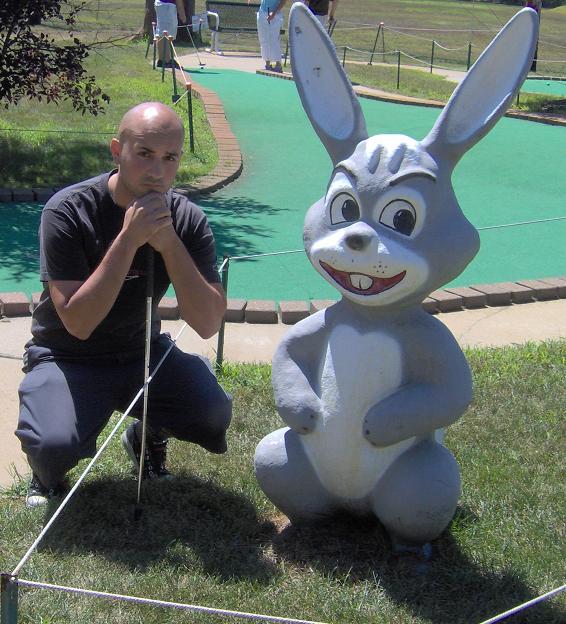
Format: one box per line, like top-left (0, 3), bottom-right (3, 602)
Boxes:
top-left (319, 261), bottom-right (406, 295)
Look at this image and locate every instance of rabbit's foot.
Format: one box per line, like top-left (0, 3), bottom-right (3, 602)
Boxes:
top-left (391, 537), bottom-right (433, 561)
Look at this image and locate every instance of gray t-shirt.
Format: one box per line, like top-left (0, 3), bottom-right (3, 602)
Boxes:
top-left (30, 171), bottom-right (220, 357)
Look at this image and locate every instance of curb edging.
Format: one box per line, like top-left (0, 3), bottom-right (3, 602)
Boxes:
top-left (257, 69), bottom-right (566, 127)
top-left (2, 277), bottom-right (566, 324)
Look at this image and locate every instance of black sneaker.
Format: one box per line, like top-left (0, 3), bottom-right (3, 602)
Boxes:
top-left (121, 421), bottom-right (172, 480)
top-left (156, 59), bottom-right (163, 68)
top-left (26, 473), bottom-right (65, 508)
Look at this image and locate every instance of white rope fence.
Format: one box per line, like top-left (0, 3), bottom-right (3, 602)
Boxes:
top-left (476, 583), bottom-right (566, 624)
top-left (330, 20), bottom-right (566, 74)
top-left (477, 215), bottom-right (566, 231)
top-left (15, 579), bottom-right (329, 624)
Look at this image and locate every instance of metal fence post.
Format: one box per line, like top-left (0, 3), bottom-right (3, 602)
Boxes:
top-left (342, 46), bottom-right (347, 68)
top-left (466, 41), bottom-right (472, 71)
top-left (1, 574), bottom-right (18, 624)
top-left (215, 256), bottom-right (230, 372)
top-left (284, 39), bottom-right (289, 68)
top-left (396, 50), bottom-right (401, 89)
top-left (145, 22), bottom-right (156, 59)
top-left (430, 40), bottom-right (435, 73)
top-left (369, 22), bottom-right (383, 66)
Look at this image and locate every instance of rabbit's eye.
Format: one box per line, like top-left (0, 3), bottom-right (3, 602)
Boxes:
top-left (379, 200), bottom-right (416, 236)
top-left (330, 193), bottom-right (360, 225)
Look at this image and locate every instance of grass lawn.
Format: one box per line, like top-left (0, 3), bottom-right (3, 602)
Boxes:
top-left (1, 341), bottom-right (565, 623)
top-left (0, 41), bottom-right (217, 188)
top-left (342, 62), bottom-right (563, 114)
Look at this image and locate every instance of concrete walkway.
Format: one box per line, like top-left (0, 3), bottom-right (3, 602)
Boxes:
top-left (177, 49), bottom-right (466, 83)
top-left (2, 300), bottom-right (566, 488)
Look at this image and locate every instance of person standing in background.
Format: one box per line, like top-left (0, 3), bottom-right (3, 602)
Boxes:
top-left (254, 0), bottom-right (287, 72)
top-left (304, 0), bottom-right (338, 30)
top-left (155, 0), bottom-right (187, 68)
top-left (525, 0), bottom-right (541, 71)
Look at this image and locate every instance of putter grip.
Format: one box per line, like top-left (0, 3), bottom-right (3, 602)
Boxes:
top-left (146, 245), bottom-right (154, 298)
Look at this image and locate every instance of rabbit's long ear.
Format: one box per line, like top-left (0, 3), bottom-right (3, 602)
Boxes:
top-left (289, 2), bottom-right (368, 165)
top-left (423, 8), bottom-right (538, 165)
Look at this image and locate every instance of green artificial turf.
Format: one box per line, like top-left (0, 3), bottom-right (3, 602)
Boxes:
top-left (2, 68), bottom-right (566, 301)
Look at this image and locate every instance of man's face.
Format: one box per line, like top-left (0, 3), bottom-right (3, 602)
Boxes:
top-left (111, 124), bottom-right (184, 200)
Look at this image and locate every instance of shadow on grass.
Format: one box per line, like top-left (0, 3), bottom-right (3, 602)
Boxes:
top-left (0, 203), bottom-right (42, 285)
top-left (40, 474), bottom-right (278, 584)
top-left (271, 508), bottom-right (565, 624)
top-left (198, 194), bottom-right (288, 260)
top-left (0, 134), bottom-right (111, 188)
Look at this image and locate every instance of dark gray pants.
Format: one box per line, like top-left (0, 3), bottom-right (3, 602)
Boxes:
top-left (16, 334), bottom-right (232, 488)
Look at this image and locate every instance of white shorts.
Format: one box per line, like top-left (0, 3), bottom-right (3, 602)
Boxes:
top-left (314, 13), bottom-right (328, 28)
top-left (155, 1), bottom-right (178, 38)
top-left (257, 10), bottom-right (284, 63)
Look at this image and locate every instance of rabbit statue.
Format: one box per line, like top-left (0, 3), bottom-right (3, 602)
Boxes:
top-left (254, 3), bottom-right (539, 550)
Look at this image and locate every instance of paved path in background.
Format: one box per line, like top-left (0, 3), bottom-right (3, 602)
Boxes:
top-left (178, 49), bottom-right (467, 82)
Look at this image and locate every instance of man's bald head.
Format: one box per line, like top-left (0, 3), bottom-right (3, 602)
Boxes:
top-left (117, 102), bottom-right (185, 144)
top-left (109, 102), bottom-right (186, 205)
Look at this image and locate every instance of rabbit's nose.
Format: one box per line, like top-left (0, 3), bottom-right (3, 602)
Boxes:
top-left (345, 232), bottom-right (371, 251)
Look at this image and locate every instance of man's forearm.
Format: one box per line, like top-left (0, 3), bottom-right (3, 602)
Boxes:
top-left (51, 231), bottom-right (139, 340)
top-left (159, 237), bottom-right (226, 338)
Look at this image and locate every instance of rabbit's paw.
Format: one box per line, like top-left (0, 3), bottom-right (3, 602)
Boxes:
top-left (363, 406), bottom-right (406, 448)
top-left (278, 398), bottom-right (320, 434)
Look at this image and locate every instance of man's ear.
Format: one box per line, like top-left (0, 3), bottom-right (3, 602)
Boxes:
top-left (110, 137), bottom-right (121, 164)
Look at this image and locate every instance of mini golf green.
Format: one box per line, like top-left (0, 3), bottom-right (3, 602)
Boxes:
top-left (1, 69), bottom-right (565, 303)
top-left (523, 77), bottom-right (566, 97)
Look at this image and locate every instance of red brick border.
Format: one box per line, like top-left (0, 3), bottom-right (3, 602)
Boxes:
top-left (3, 278), bottom-right (566, 323)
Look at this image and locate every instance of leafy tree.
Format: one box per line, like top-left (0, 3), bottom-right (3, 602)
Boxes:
top-left (0, 0), bottom-right (110, 115)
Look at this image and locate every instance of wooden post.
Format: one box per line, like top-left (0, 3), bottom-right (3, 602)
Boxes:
top-left (186, 84), bottom-right (195, 153)
top-left (169, 36), bottom-right (178, 99)
top-left (145, 21), bottom-right (156, 58)
top-left (369, 22), bottom-right (383, 66)
top-left (1, 574), bottom-right (18, 624)
top-left (430, 40), bottom-right (435, 73)
top-left (152, 34), bottom-right (158, 69)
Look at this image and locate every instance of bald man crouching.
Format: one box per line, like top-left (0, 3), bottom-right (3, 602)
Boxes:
top-left (16, 102), bottom-right (232, 507)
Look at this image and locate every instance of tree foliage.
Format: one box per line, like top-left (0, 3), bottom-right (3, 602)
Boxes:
top-left (0, 0), bottom-right (110, 115)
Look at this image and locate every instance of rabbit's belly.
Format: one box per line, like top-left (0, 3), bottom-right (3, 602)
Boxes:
top-left (303, 324), bottom-right (411, 502)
